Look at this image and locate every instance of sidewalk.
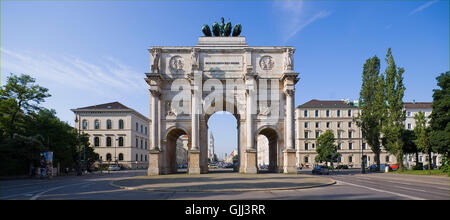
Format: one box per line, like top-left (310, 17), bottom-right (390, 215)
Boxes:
top-left (110, 172), bottom-right (335, 192)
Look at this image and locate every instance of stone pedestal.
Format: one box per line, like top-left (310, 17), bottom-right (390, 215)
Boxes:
top-left (283, 149), bottom-right (297, 174)
top-left (244, 149), bottom-right (258, 174)
top-left (188, 150), bottom-right (201, 174)
top-left (148, 150), bottom-right (160, 176)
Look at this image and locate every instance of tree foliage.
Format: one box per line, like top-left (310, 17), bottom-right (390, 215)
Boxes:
top-left (315, 130), bottom-right (340, 164)
top-left (0, 73), bottom-right (98, 176)
top-left (356, 55), bottom-right (385, 170)
top-left (381, 48), bottom-right (406, 170)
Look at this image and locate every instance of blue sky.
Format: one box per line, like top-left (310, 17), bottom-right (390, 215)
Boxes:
top-left (1, 0), bottom-right (449, 158)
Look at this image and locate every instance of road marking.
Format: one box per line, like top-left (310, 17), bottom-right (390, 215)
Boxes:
top-left (30, 182), bottom-right (90, 200)
top-left (336, 180), bottom-right (426, 200)
top-left (393, 186), bottom-right (426, 192)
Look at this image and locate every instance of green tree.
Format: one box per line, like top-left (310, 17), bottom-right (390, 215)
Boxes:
top-left (414, 111), bottom-right (432, 173)
top-left (429, 72), bottom-right (450, 175)
top-left (356, 55), bottom-right (385, 171)
top-left (0, 74), bottom-right (50, 138)
top-left (315, 130), bottom-right (340, 166)
top-left (381, 48), bottom-right (406, 171)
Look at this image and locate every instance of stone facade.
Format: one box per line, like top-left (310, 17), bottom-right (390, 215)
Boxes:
top-left (404, 102), bottom-right (442, 168)
top-left (146, 36), bottom-right (299, 175)
top-left (71, 102), bottom-right (150, 169)
top-left (295, 99), bottom-right (396, 168)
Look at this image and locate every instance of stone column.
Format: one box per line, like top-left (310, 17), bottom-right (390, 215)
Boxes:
top-left (283, 88), bottom-right (297, 174)
top-left (244, 76), bottom-right (257, 174)
top-left (188, 84), bottom-right (201, 174)
top-left (148, 89), bottom-right (161, 175)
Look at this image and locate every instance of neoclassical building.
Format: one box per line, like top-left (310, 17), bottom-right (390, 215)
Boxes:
top-left (72, 102), bottom-right (150, 169)
top-left (295, 99), bottom-right (396, 168)
top-left (404, 101), bottom-right (442, 168)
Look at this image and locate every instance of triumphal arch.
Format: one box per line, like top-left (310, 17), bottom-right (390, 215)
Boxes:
top-left (146, 21), bottom-right (299, 175)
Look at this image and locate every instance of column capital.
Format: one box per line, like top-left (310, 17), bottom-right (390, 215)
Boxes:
top-left (284, 88), bottom-right (295, 96)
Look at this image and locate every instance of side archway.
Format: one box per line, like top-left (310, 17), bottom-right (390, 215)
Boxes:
top-left (256, 125), bottom-right (281, 173)
top-left (164, 126), bottom-right (189, 174)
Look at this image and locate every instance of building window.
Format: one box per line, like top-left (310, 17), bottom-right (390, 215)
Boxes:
top-left (304, 110), bottom-right (308, 117)
top-left (145, 127), bottom-right (147, 135)
top-left (348, 122), bottom-right (352, 128)
top-left (141, 154), bottom-right (143, 161)
top-left (107, 119), bottom-right (112, 129)
top-left (349, 156), bottom-right (353, 163)
top-left (315, 131), bottom-right (319, 138)
top-left (337, 143), bottom-right (341, 150)
top-left (315, 122), bottom-right (319, 128)
top-left (348, 109), bottom-right (352, 117)
top-left (337, 131), bottom-right (341, 139)
top-left (118, 153), bottom-right (124, 161)
top-left (315, 110), bottom-right (319, 117)
top-left (95, 120), bottom-right (100, 129)
top-left (118, 137), bottom-right (124, 147)
top-left (408, 123), bottom-right (411, 129)
top-left (326, 110), bottom-right (330, 117)
top-left (141, 125), bottom-right (143, 133)
top-left (106, 153), bottom-right (112, 162)
top-left (362, 143), bottom-right (366, 150)
top-left (145, 155), bottom-right (147, 161)
top-left (304, 132), bottom-right (308, 139)
top-left (136, 154), bottom-right (138, 162)
top-left (386, 156), bottom-right (390, 162)
top-left (312, 143), bottom-right (315, 149)
top-left (106, 137), bottom-right (112, 147)
top-left (145, 140), bottom-right (148, 149)
top-left (407, 112), bottom-right (411, 117)
top-left (305, 143), bottom-right (309, 150)
top-left (337, 122), bottom-right (341, 128)
top-left (136, 122), bottom-right (138, 132)
top-left (337, 156), bottom-right (341, 163)
top-left (326, 122), bottom-right (330, 128)
top-left (304, 156), bottom-right (309, 163)
top-left (94, 137), bottom-right (99, 147)
top-left (348, 131), bottom-right (352, 138)
top-left (119, 119), bottom-right (124, 129)
top-left (136, 138), bottom-right (138, 148)
top-left (82, 120), bottom-right (88, 130)
top-left (141, 139), bottom-right (143, 149)
top-left (337, 110), bottom-right (341, 117)
top-left (304, 122), bottom-right (308, 128)
top-left (349, 143), bottom-right (353, 150)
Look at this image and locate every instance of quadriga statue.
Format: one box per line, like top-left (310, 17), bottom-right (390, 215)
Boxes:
top-left (202, 17), bottom-right (242, 37)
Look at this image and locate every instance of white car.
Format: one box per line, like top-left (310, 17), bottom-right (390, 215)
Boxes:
top-left (108, 164), bottom-right (121, 171)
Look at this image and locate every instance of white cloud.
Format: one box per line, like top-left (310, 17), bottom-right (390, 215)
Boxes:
top-left (409, 0), bottom-right (438, 16)
top-left (274, 0), bottom-right (331, 43)
top-left (0, 48), bottom-right (146, 97)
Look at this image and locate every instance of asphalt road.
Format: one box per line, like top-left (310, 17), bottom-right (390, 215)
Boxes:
top-left (1, 169), bottom-right (448, 200)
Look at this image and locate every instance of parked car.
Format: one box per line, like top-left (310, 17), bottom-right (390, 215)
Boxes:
top-left (312, 165), bottom-right (329, 175)
top-left (389, 164), bottom-right (399, 171)
top-left (108, 164), bottom-right (121, 171)
top-left (423, 164), bottom-right (437, 170)
top-left (335, 165), bottom-right (349, 170)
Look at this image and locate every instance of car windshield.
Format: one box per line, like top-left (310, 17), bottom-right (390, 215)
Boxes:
top-left (314, 165), bottom-right (321, 169)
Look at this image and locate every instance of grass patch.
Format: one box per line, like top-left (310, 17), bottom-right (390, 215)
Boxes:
top-left (390, 169), bottom-right (449, 176)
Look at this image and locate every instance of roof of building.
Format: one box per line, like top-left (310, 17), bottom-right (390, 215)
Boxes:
top-left (73, 102), bottom-right (131, 110)
top-left (296, 99), bottom-right (358, 109)
top-left (404, 102), bottom-right (432, 109)
top-left (71, 102), bottom-right (149, 121)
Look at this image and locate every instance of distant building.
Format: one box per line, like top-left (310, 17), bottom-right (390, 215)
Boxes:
top-left (208, 132), bottom-right (215, 162)
top-left (257, 135), bottom-right (269, 166)
top-left (404, 101), bottom-right (442, 167)
top-left (296, 99), bottom-right (395, 168)
top-left (176, 135), bottom-right (189, 165)
top-left (71, 102), bottom-right (150, 169)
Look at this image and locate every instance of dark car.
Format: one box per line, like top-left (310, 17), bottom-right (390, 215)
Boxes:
top-left (336, 165), bottom-right (349, 170)
top-left (423, 164), bottom-right (437, 169)
top-left (312, 165), bottom-right (329, 175)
